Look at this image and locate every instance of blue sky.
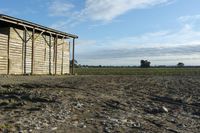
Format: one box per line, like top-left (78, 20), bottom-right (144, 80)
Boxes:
top-left (1, 0), bottom-right (200, 66)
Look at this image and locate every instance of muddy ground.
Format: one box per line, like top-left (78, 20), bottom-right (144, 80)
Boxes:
top-left (0, 75), bottom-right (200, 133)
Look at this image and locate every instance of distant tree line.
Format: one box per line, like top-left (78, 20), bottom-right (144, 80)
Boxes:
top-left (70, 60), bottom-right (199, 68)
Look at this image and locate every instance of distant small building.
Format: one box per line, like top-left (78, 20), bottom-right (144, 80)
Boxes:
top-left (0, 14), bottom-right (78, 75)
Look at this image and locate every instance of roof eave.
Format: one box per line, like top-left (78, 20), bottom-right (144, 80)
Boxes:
top-left (0, 14), bottom-right (78, 39)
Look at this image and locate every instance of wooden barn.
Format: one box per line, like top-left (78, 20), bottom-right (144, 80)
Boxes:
top-left (0, 14), bottom-right (78, 75)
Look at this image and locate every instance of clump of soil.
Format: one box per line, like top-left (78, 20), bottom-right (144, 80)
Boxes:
top-left (0, 75), bottom-right (200, 133)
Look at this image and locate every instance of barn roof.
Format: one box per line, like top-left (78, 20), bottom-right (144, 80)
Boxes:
top-left (0, 14), bottom-right (78, 39)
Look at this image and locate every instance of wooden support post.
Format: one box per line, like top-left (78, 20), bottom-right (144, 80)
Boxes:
top-left (13, 27), bottom-right (25, 74)
top-left (44, 36), bottom-right (46, 61)
top-left (72, 38), bottom-right (75, 75)
top-left (61, 41), bottom-right (64, 75)
top-left (31, 28), bottom-right (35, 75)
top-left (24, 29), bottom-right (27, 74)
top-left (69, 41), bottom-right (71, 73)
top-left (42, 34), bottom-right (52, 75)
top-left (53, 37), bottom-right (55, 74)
top-left (23, 26), bottom-right (32, 39)
top-left (49, 35), bottom-right (52, 75)
top-left (22, 30), bottom-right (24, 74)
top-left (55, 35), bottom-right (58, 75)
top-left (7, 29), bottom-right (10, 75)
top-left (23, 27), bottom-right (31, 43)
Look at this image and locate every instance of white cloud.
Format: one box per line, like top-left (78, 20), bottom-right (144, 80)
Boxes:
top-left (83, 0), bottom-right (172, 21)
top-left (50, 20), bottom-right (71, 29)
top-left (46, 1), bottom-right (199, 66)
top-left (48, 0), bottom-right (74, 17)
top-left (179, 14), bottom-right (200, 22)
top-left (48, 0), bottom-right (172, 29)
top-left (76, 39), bottom-right (97, 46)
top-left (76, 23), bottom-right (200, 66)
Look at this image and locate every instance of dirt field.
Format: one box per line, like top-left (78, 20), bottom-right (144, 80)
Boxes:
top-left (0, 75), bottom-right (200, 133)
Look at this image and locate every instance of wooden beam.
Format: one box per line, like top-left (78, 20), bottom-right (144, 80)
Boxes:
top-left (13, 28), bottom-right (24, 41)
top-left (34, 30), bottom-right (45, 41)
top-left (61, 41), bottom-right (64, 75)
top-left (23, 26), bottom-right (32, 43)
top-left (49, 35), bottom-right (52, 75)
top-left (13, 28), bottom-right (32, 43)
top-left (23, 29), bottom-right (27, 74)
top-left (53, 37), bottom-right (55, 74)
top-left (57, 36), bottom-right (65, 45)
top-left (25, 36), bottom-right (32, 43)
top-left (13, 27), bottom-right (26, 74)
top-left (72, 38), bottom-right (75, 75)
top-left (24, 26), bottom-right (45, 43)
top-left (7, 28), bottom-right (10, 75)
top-left (23, 26), bottom-right (32, 39)
top-left (50, 32), bottom-right (52, 38)
top-left (22, 30), bottom-right (24, 74)
top-left (42, 34), bottom-right (51, 46)
top-left (55, 35), bottom-right (58, 75)
top-left (31, 28), bottom-right (35, 75)
top-left (49, 33), bottom-right (53, 74)
top-left (44, 36), bottom-right (47, 61)
top-left (69, 41), bottom-right (71, 73)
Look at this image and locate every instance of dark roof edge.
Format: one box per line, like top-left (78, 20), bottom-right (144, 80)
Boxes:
top-left (0, 14), bottom-right (78, 39)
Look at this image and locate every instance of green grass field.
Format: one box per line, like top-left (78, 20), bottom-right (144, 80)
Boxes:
top-left (75, 68), bottom-right (200, 75)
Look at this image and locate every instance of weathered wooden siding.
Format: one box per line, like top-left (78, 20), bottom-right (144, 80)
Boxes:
top-left (50, 37), bottom-right (55, 75)
top-left (63, 42), bottom-right (70, 74)
top-left (0, 27), bottom-right (8, 74)
top-left (24, 30), bottom-right (32, 74)
top-left (0, 27), bottom-right (70, 75)
top-left (44, 35), bottom-right (50, 74)
top-left (9, 27), bottom-right (23, 74)
top-left (56, 39), bottom-right (63, 74)
top-left (34, 33), bottom-right (48, 74)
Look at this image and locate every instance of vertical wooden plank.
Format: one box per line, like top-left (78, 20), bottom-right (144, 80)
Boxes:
top-left (45, 35), bottom-right (49, 74)
top-left (55, 35), bottom-right (58, 75)
top-left (9, 27), bottom-right (23, 74)
top-left (68, 41), bottom-right (70, 74)
top-left (53, 37), bottom-right (55, 74)
top-left (62, 40), bottom-right (70, 74)
top-left (25, 30), bottom-right (32, 74)
top-left (61, 40), bottom-right (64, 75)
top-left (44, 35), bottom-right (46, 62)
top-left (72, 38), bottom-right (75, 75)
top-left (22, 30), bottom-right (24, 74)
top-left (23, 29), bottom-right (27, 74)
top-left (69, 41), bottom-right (71, 74)
top-left (62, 41), bottom-right (70, 74)
top-left (31, 28), bottom-right (35, 75)
top-left (34, 32), bottom-right (47, 74)
top-left (49, 35), bottom-right (51, 74)
top-left (51, 37), bottom-right (55, 74)
top-left (7, 28), bottom-right (10, 75)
